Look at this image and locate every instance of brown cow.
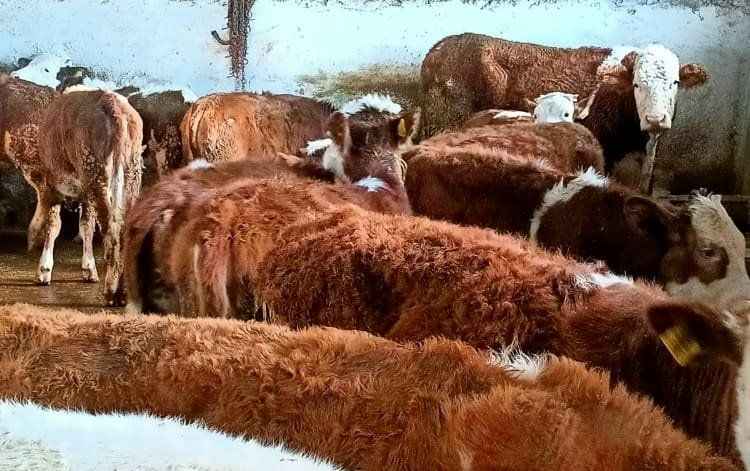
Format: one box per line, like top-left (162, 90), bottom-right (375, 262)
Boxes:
top-left (417, 122), bottom-right (604, 173)
top-left (125, 109), bottom-right (419, 315)
top-left (180, 91), bottom-right (335, 163)
top-left (0, 304), bottom-right (741, 471)
top-left (248, 196), bottom-right (749, 463)
top-left (421, 33), bottom-right (709, 190)
top-left (2, 81), bottom-right (143, 305)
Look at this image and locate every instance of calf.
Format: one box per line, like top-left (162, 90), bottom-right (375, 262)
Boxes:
top-left (179, 91), bottom-right (335, 163)
top-left (414, 121), bottom-right (604, 173)
top-left (1, 71), bottom-right (143, 304)
top-left (249, 195), bottom-right (749, 462)
top-left (421, 33), bottom-right (709, 191)
top-left (164, 114), bottom-right (413, 318)
top-left (125, 109), bottom-right (418, 315)
top-left (462, 90), bottom-right (591, 128)
top-left (0, 304), bottom-right (740, 471)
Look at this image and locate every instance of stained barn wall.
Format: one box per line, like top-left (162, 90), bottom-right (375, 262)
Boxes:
top-left (0, 0), bottom-right (748, 222)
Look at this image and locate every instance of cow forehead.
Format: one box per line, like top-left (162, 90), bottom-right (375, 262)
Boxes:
top-left (536, 92), bottom-right (577, 104)
top-left (24, 53), bottom-right (72, 71)
top-left (634, 45), bottom-right (680, 82)
top-left (689, 196), bottom-right (745, 258)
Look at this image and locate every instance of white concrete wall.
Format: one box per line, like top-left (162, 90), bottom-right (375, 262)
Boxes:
top-left (1, 0), bottom-right (748, 192)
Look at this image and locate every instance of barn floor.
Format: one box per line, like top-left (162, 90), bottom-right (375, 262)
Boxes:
top-left (0, 231), bottom-right (121, 314)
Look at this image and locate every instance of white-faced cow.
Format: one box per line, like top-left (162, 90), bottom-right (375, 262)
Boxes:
top-left (421, 33), bottom-right (709, 192)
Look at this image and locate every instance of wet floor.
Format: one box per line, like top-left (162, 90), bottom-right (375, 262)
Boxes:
top-left (0, 231), bottom-right (121, 314)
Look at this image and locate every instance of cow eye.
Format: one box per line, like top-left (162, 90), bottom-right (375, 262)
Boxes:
top-left (564, 112), bottom-right (570, 117)
top-left (673, 80), bottom-right (680, 86)
top-left (633, 83), bottom-right (639, 89)
top-left (44, 68), bottom-right (49, 72)
top-left (698, 247), bottom-right (717, 259)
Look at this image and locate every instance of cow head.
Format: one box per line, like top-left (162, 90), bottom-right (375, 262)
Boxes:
top-left (320, 97), bottom-right (421, 184)
top-left (598, 45), bottom-right (708, 132)
top-left (661, 195), bottom-right (750, 316)
top-left (646, 300), bottom-right (750, 471)
top-left (528, 92), bottom-right (576, 123)
top-left (10, 53), bottom-right (72, 88)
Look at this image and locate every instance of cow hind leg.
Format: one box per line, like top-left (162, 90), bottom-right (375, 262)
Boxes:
top-left (36, 203), bottom-right (61, 286)
top-left (79, 202), bottom-right (99, 283)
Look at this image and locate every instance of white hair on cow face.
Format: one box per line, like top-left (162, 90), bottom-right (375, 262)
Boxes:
top-left (533, 92), bottom-right (577, 123)
top-left (632, 44), bottom-right (682, 131)
top-left (340, 94), bottom-right (402, 116)
top-left (666, 195), bottom-right (750, 314)
top-left (10, 53), bottom-right (72, 88)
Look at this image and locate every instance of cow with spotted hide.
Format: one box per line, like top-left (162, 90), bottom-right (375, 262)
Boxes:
top-left (1, 56), bottom-right (143, 306)
top-left (421, 33), bottom-right (709, 192)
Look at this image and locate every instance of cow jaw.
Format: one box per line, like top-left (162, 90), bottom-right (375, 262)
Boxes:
top-left (632, 45), bottom-right (681, 132)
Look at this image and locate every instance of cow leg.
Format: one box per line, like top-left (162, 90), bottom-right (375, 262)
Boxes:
top-left (35, 202), bottom-right (61, 286)
top-left (79, 202), bottom-right (99, 283)
top-left (91, 183), bottom-right (124, 307)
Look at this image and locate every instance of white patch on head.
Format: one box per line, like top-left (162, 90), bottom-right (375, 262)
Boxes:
top-left (340, 93), bottom-right (402, 116)
top-left (633, 45), bottom-right (682, 130)
top-left (492, 110), bottom-right (532, 120)
top-left (529, 167), bottom-right (608, 241)
top-left (665, 195), bottom-right (750, 314)
top-left (136, 84), bottom-right (200, 103)
top-left (355, 176), bottom-right (387, 193)
top-left (10, 53), bottom-right (72, 88)
top-left (574, 272), bottom-right (634, 291)
top-left (304, 138), bottom-right (333, 156)
top-left (321, 143), bottom-right (345, 178)
top-left (187, 159), bottom-right (214, 171)
top-left (490, 344), bottom-right (549, 382)
top-left (533, 92), bottom-right (577, 123)
top-left (0, 401), bottom-right (340, 471)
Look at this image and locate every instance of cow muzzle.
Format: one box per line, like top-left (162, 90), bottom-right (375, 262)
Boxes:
top-left (642, 113), bottom-right (672, 131)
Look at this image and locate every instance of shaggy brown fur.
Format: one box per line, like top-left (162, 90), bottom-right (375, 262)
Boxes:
top-left (403, 140), bottom-right (687, 281)
top-left (180, 92), bottom-right (334, 163)
top-left (165, 155), bottom-right (410, 319)
top-left (418, 122), bottom-right (604, 173)
top-left (1, 81), bottom-right (143, 306)
top-left (252, 206), bottom-right (743, 463)
top-left (420, 33), bottom-right (707, 168)
top-left (0, 304), bottom-right (739, 471)
top-left (123, 157), bottom-right (336, 314)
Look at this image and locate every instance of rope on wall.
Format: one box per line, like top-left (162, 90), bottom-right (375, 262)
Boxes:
top-left (211, 0), bottom-right (255, 90)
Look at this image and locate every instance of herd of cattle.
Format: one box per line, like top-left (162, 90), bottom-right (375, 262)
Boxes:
top-left (1, 32), bottom-right (749, 470)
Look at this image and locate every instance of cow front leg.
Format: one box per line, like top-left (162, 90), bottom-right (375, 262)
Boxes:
top-left (36, 203), bottom-right (62, 286)
top-left (80, 202), bottom-right (99, 283)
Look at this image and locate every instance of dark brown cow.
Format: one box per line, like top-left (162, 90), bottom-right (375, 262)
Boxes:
top-left (421, 33), bottom-right (709, 190)
top-left (0, 304), bottom-right (741, 471)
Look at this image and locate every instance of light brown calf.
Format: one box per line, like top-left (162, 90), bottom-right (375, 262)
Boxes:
top-left (0, 304), bottom-right (740, 471)
top-left (251, 197), bottom-right (748, 463)
top-left (180, 92), bottom-right (334, 163)
top-left (1, 77), bottom-right (143, 305)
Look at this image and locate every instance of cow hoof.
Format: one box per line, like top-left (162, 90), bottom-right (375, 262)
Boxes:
top-left (104, 291), bottom-right (127, 308)
top-left (36, 270), bottom-right (52, 286)
top-left (82, 269), bottom-right (99, 283)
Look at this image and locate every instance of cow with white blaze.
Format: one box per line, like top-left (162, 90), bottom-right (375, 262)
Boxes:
top-left (421, 34), bottom-right (709, 192)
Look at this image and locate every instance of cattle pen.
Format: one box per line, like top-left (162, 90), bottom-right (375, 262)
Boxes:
top-left (1, 1), bottom-right (750, 470)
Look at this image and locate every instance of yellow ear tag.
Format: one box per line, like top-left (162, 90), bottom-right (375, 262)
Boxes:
top-left (397, 118), bottom-right (407, 138)
top-left (659, 323), bottom-right (702, 367)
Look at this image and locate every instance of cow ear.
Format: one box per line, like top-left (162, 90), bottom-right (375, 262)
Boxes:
top-left (597, 51), bottom-right (637, 85)
top-left (327, 112), bottom-right (351, 150)
top-left (621, 51), bottom-right (638, 72)
top-left (522, 97), bottom-right (537, 112)
top-left (391, 109), bottom-right (421, 145)
top-left (16, 57), bottom-right (31, 69)
top-left (647, 302), bottom-right (743, 367)
top-left (679, 64), bottom-right (709, 89)
top-left (623, 195), bottom-right (671, 235)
